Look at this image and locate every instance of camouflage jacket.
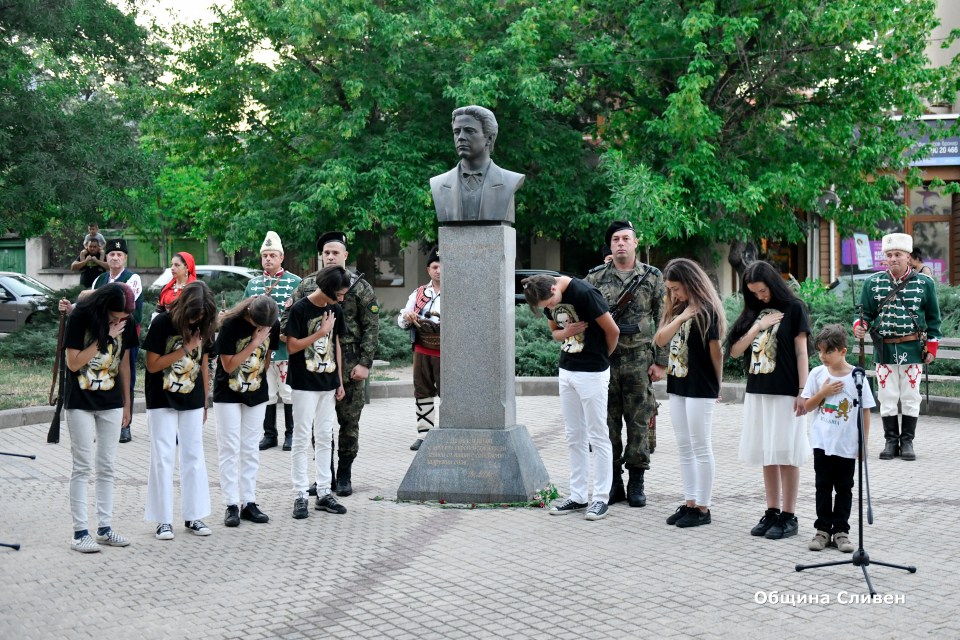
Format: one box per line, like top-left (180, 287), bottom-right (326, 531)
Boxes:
top-left (280, 271), bottom-right (380, 368)
top-left (243, 269), bottom-right (302, 362)
top-left (583, 260), bottom-right (667, 367)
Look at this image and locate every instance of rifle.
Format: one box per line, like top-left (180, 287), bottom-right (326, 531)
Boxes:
top-left (46, 310), bottom-right (67, 444)
top-left (857, 305), bottom-right (866, 369)
top-left (611, 269), bottom-right (652, 324)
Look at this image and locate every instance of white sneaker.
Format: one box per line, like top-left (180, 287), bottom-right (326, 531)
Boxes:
top-left (584, 501), bottom-right (609, 521)
top-left (70, 533), bottom-right (101, 553)
top-left (96, 529), bottom-right (130, 547)
top-left (156, 523), bottom-right (174, 540)
top-left (185, 520), bottom-right (212, 536)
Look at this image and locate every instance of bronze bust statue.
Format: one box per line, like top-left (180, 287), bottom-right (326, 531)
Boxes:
top-left (430, 106), bottom-right (524, 224)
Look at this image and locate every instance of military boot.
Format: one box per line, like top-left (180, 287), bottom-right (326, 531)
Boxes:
top-left (900, 415), bottom-right (917, 461)
top-left (282, 403), bottom-right (294, 451)
top-left (259, 404), bottom-right (278, 450)
top-left (878, 416), bottom-right (899, 460)
top-left (336, 457), bottom-right (353, 496)
top-left (609, 464), bottom-right (626, 504)
top-left (626, 468), bottom-right (646, 507)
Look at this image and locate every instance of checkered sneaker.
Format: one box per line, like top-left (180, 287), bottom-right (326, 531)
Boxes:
top-left (70, 534), bottom-right (101, 554)
top-left (96, 530), bottom-right (130, 547)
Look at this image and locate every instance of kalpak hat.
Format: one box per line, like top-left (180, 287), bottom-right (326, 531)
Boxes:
top-left (105, 238), bottom-right (128, 254)
top-left (260, 231), bottom-right (284, 254)
top-left (605, 220), bottom-right (636, 247)
top-left (317, 231), bottom-right (348, 253)
top-left (427, 246), bottom-right (440, 267)
top-left (882, 233), bottom-right (912, 254)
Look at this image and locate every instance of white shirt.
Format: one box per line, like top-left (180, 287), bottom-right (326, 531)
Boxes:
top-left (398, 283), bottom-right (440, 329)
top-left (801, 365), bottom-right (876, 458)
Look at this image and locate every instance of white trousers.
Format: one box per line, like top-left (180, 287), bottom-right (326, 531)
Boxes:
top-left (214, 402), bottom-right (266, 507)
top-left (144, 408), bottom-right (211, 524)
top-left (291, 389), bottom-right (337, 496)
top-left (668, 395), bottom-right (716, 507)
top-left (66, 408), bottom-right (122, 532)
top-left (558, 368), bottom-right (613, 504)
top-left (876, 363), bottom-right (923, 417)
top-left (267, 362), bottom-right (292, 405)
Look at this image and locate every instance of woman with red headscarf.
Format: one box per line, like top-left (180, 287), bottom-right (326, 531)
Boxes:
top-left (154, 252), bottom-right (197, 318)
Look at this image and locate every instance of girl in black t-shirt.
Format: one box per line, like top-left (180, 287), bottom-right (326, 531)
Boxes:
top-left (63, 283), bottom-right (136, 553)
top-left (143, 281), bottom-right (217, 541)
top-left (212, 294), bottom-right (280, 527)
top-left (655, 259), bottom-right (726, 529)
top-left (726, 261), bottom-right (811, 541)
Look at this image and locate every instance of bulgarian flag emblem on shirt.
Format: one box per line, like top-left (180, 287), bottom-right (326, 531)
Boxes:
top-left (822, 403), bottom-right (839, 414)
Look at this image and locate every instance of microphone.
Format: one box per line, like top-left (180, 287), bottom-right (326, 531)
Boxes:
top-left (852, 366), bottom-right (866, 390)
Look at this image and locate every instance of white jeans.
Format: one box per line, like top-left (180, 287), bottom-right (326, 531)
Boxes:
top-left (668, 395), bottom-right (716, 507)
top-left (876, 364), bottom-right (923, 417)
top-left (291, 389), bottom-right (337, 496)
top-left (267, 362), bottom-right (292, 405)
top-left (144, 408), bottom-right (211, 524)
top-left (214, 402), bottom-right (266, 507)
top-left (66, 408), bottom-right (122, 532)
top-left (558, 368), bottom-right (613, 504)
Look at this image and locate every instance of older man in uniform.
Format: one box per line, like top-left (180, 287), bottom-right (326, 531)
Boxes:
top-left (854, 233), bottom-right (941, 461)
top-left (281, 231), bottom-right (380, 496)
top-left (244, 231), bottom-right (302, 451)
top-left (584, 221), bottom-right (666, 507)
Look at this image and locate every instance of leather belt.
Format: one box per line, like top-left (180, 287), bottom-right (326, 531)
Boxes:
top-left (883, 333), bottom-right (920, 344)
top-left (617, 322), bottom-right (641, 336)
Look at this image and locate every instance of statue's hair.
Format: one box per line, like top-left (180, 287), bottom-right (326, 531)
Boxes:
top-left (451, 106), bottom-right (498, 154)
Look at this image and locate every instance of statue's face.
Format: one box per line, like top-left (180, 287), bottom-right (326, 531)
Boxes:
top-left (453, 115), bottom-right (489, 161)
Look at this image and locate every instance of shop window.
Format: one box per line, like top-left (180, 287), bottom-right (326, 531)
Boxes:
top-left (912, 220), bottom-right (950, 282)
top-left (910, 185), bottom-right (952, 216)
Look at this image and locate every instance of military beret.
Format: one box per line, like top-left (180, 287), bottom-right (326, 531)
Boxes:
top-left (105, 238), bottom-right (128, 254)
top-left (605, 221), bottom-right (636, 247)
top-left (317, 231), bottom-right (348, 253)
top-left (427, 246), bottom-right (440, 267)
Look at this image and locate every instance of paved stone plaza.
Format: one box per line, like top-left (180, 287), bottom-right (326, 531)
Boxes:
top-left (0, 397), bottom-right (956, 639)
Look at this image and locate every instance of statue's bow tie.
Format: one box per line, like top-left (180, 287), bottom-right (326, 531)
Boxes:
top-left (462, 171), bottom-right (482, 179)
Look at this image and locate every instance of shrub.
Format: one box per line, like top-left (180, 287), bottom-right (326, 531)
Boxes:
top-left (376, 309), bottom-right (414, 364)
top-left (516, 305), bottom-right (559, 376)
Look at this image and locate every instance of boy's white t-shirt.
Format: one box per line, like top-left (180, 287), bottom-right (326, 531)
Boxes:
top-left (801, 365), bottom-right (876, 459)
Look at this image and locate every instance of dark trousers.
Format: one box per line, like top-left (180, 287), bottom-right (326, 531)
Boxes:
top-left (413, 351), bottom-right (440, 399)
top-left (813, 448), bottom-right (855, 534)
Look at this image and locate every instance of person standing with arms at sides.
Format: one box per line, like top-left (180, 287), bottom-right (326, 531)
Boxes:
top-left (71, 238), bottom-right (107, 288)
top-left (63, 284), bottom-right (137, 553)
top-left (281, 231), bottom-right (378, 495)
top-left (727, 261), bottom-right (811, 541)
top-left (523, 274), bottom-right (620, 521)
top-left (584, 221), bottom-right (667, 508)
top-left (854, 233), bottom-right (941, 461)
top-left (285, 266), bottom-right (351, 519)
top-left (247, 232), bottom-right (302, 452)
top-left (213, 295), bottom-right (279, 528)
top-left (801, 324), bottom-right (875, 554)
top-left (154, 252), bottom-right (197, 318)
top-left (909, 247), bottom-right (934, 278)
top-left (143, 281), bottom-right (217, 541)
top-left (398, 247), bottom-right (440, 451)
top-left (60, 239), bottom-right (144, 443)
top-left (654, 258), bottom-right (725, 529)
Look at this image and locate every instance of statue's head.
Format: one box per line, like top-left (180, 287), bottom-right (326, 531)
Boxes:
top-left (451, 106), bottom-right (498, 162)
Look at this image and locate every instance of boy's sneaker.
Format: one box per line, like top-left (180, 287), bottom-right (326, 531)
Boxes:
top-left (834, 532), bottom-right (855, 553)
top-left (584, 501), bottom-right (609, 521)
top-left (808, 530), bottom-right (831, 551)
top-left (70, 534), bottom-right (101, 553)
top-left (293, 495), bottom-right (309, 519)
top-left (765, 513), bottom-right (798, 539)
top-left (307, 482), bottom-right (318, 496)
top-left (315, 494), bottom-right (347, 514)
top-left (666, 505), bottom-right (692, 525)
top-left (675, 508), bottom-right (711, 528)
top-left (750, 508), bottom-right (781, 536)
top-left (240, 503), bottom-right (269, 523)
top-left (549, 498), bottom-right (588, 515)
top-left (155, 524), bottom-right (174, 540)
top-left (95, 529), bottom-right (130, 547)
top-left (185, 520), bottom-right (212, 536)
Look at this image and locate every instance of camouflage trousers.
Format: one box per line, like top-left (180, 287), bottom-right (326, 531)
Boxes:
top-left (608, 347), bottom-right (657, 470)
top-left (335, 346), bottom-right (366, 462)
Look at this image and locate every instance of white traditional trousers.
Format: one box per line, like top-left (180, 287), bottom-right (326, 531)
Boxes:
top-left (144, 407), bottom-right (211, 524)
top-left (875, 363), bottom-right (923, 417)
top-left (668, 395), bottom-right (716, 507)
top-left (266, 361), bottom-right (292, 405)
top-left (558, 368), bottom-right (613, 504)
top-left (66, 408), bottom-right (122, 532)
top-left (214, 402), bottom-right (267, 507)
top-left (290, 389), bottom-right (337, 497)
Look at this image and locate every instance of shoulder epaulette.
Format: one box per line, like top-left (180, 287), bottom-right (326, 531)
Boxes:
top-left (641, 263), bottom-right (662, 277)
top-left (587, 263), bottom-right (606, 274)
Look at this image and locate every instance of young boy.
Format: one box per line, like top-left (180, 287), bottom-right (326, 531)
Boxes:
top-left (801, 324), bottom-right (875, 553)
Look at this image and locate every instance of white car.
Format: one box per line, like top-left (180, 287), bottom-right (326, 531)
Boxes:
top-left (149, 265), bottom-right (259, 291)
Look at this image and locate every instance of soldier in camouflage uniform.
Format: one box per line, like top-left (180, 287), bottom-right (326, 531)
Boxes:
top-left (281, 231), bottom-right (379, 497)
top-left (584, 221), bottom-right (667, 507)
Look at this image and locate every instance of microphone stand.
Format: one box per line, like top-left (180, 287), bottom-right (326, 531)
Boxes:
top-left (795, 366), bottom-right (916, 595)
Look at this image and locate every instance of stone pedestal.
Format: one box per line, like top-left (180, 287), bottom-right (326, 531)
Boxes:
top-left (397, 225), bottom-right (550, 503)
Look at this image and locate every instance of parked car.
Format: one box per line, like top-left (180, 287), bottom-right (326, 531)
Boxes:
top-left (149, 265), bottom-right (259, 292)
top-left (0, 272), bottom-right (55, 332)
top-left (514, 269), bottom-right (582, 306)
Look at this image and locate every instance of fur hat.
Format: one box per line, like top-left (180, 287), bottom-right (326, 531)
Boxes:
top-left (105, 238), bottom-right (127, 254)
top-left (260, 231), bottom-right (283, 254)
top-left (882, 233), bottom-right (912, 254)
top-left (427, 246), bottom-right (440, 267)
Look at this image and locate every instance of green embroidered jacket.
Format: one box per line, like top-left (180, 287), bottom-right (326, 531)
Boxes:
top-left (856, 270), bottom-right (942, 366)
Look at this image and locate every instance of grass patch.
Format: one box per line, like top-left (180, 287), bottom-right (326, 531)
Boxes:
top-left (0, 359), bottom-right (146, 411)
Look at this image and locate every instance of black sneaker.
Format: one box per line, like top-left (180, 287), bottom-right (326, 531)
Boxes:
top-left (410, 438), bottom-right (423, 451)
top-left (293, 495), bottom-right (309, 519)
top-left (307, 482), bottom-right (318, 496)
top-left (750, 508), bottom-right (781, 536)
top-left (666, 505), bottom-right (692, 525)
top-left (184, 520), bottom-right (211, 536)
top-left (240, 503), bottom-right (269, 523)
top-left (765, 512), bottom-right (798, 539)
top-left (549, 498), bottom-right (588, 515)
top-left (118, 426), bottom-right (132, 443)
top-left (315, 493), bottom-right (347, 514)
top-left (675, 508), bottom-right (711, 528)
top-left (584, 501), bottom-right (609, 521)
top-left (224, 505), bottom-right (240, 527)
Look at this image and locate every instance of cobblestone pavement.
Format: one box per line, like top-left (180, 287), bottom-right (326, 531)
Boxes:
top-left (0, 398), bottom-right (957, 639)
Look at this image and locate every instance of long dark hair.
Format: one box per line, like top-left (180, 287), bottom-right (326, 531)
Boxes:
top-left (73, 283), bottom-right (133, 351)
top-left (220, 294), bottom-right (279, 328)
top-left (725, 261), bottom-right (810, 356)
top-left (520, 274), bottom-right (556, 316)
top-left (662, 258), bottom-right (726, 343)
top-left (314, 265), bottom-right (352, 301)
top-left (167, 280), bottom-right (217, 344)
